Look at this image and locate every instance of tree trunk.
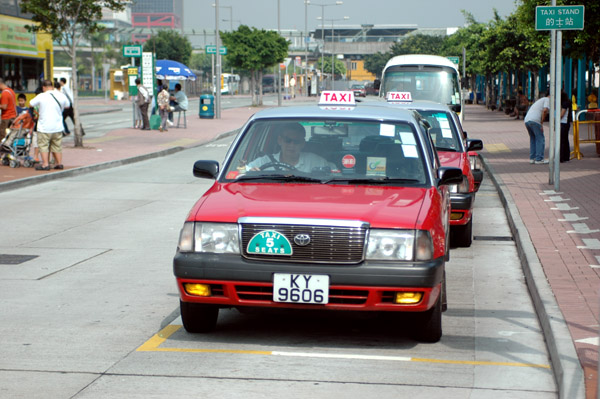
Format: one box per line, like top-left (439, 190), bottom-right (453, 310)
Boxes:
top-left (72, 41), bottom-right (83, 147)
top-left (258, 70), bottom-right (263, 106)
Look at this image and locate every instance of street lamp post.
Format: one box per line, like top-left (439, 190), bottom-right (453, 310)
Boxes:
top-left (317, 16), bottom-right (349, 90)
top-left (213, 3), bottom-right (233, 95)
top-left (306, 1), bottom-right (342, 95)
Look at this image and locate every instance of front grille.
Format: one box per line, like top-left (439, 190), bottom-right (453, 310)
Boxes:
top-left (235, 284), bottom-right (368, 305)
top-left (240, 219), bottom-right (368, 264)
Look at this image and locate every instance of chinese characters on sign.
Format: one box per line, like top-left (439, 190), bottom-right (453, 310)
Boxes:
top-left (535, 6), bottom-right (584, 31)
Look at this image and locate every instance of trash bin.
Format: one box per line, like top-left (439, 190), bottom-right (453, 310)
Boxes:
top-left (199, 94), bottom-right (214, 119)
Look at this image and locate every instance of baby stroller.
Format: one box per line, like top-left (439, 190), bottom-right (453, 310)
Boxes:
top-left (0, 110), bottom-right (35, 168)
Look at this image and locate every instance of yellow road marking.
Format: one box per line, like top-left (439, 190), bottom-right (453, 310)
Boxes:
top-left (83, 136), bottom-right (125, 144)
top-left (485, 143), bottom-right (511, 153)
top-left (136, 324), bottom-right (550, 368)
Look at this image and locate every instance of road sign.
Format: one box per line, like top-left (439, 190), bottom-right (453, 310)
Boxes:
top-left (447, 56), bottom-right (460, 65)
top-left (535, 5), bottom-right (584, 30)
top-left (122, 45), bottom-right (142, 57)
top-left (205, 45), bottom-right (227, 55)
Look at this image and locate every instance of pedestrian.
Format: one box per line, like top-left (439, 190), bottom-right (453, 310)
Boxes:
top-left (0, 77), bottom-right (17, 142)
top-left (157, 84), bottom-right (170, 132)
top-left (560, 91), bottom-right (572, 163)
top-left (29, 79), bottom-right (69, 171)
top-left (135, 78), bottom-right (151, 130)
top-left (524, 91), bottom-right (550, 164)
top-left (168, 83), bottom-right (188, 125)
top-left (58, 77), bottom-right (84, 136)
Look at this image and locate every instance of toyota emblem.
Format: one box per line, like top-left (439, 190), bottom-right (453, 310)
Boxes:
top-left (294, 234), bottom-right (311, 246)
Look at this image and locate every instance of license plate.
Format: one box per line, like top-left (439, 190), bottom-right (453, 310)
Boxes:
top-left (273, 273), bottom-right (329, 304)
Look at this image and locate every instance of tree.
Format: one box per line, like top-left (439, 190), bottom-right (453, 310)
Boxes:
top-left (363, 52), bottom-right (390, 79)
top-left (221, 25), bottom-right (288, 106)
top-left (143, 30), bottom-right (193, 66)
top-left (21, 0), bottom-right (128, 147)
top-left (315, 58), bottom-right (346, 79)
top-left (388, 34), bottom-right (446, 57)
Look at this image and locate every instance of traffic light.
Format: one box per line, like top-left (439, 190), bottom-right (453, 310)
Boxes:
top-left (221, 75), bottom-right (224, 89)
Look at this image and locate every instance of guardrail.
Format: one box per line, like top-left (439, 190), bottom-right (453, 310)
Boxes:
top-left (572, 109), bottom-right (600, 160)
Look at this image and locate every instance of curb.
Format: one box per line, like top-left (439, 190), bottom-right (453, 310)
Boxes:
top-left (0, 146), bottom-right (185, 193)
top-left (480, 154), bottom-right (585, 399)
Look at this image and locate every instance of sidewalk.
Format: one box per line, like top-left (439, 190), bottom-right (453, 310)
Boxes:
top-left (463, 104), bottom-right (598, 398)
top-left (1, 98), bottom-right (597, 397)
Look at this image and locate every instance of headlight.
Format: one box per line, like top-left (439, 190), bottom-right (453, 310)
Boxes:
top-left (449, 175), bottom-right (469, 193)
top-left (469, 154), bottom-right (480, 170)
top-left (177, 222), bottom-right (240, 254)
top-left (366, 230), bottom-right (433, 261)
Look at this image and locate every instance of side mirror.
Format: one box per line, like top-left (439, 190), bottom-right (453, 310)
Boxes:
top-left (193, 160), bottom-right (219, 179)
top-left (450, 104), bottom-right (461, 113)
top-left (466, 139), bottom-right (483, 152)
top-left (437, 166), bottom-right (463, 186)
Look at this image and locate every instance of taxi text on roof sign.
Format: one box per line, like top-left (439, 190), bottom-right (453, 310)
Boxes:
top-left (387, 92), bottom-right (413, 103)
top-left (319, 91), bottom-right (356, 106)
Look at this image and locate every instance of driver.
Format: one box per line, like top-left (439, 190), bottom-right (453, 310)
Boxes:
top-left (247, 122), bottom-right (336, 173)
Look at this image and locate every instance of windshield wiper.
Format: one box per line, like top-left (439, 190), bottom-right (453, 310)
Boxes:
top-left (323, 177), bottom-right (421, 185)
top-left (235, 174), bottom-right (323, 183)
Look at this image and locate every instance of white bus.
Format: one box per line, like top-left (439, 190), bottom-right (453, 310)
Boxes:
top-left (380, 54), bottom-right (463, 121)
top-left (214, 73), bottom-right (240, 95)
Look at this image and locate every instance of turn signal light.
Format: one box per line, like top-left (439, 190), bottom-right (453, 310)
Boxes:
top-left (184, 283), bottom-right (212, 297)
top-left (394, 292), bottom-right (423, 304)
top-left (450, 212), bottom-right (464, 221)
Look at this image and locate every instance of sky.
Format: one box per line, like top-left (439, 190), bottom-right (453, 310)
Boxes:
top-left (182, 0), bottom-right (518, 33)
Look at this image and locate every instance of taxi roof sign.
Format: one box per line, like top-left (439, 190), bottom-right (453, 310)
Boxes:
top-left (387, 92), bottom-right (413, 103)
top-left (319, 91), bottom-right (356, 106)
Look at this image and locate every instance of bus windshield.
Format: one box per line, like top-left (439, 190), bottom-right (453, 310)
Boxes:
top-left (382, 65), bottom-right (461, 108)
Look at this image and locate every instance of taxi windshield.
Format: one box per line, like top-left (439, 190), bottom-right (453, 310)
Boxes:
top-left (222, 118), bottom-right (428, 185)
top-left (383, 66), bottom-right (460, 106)
top-left (417, 110), bottom-right (462, 152)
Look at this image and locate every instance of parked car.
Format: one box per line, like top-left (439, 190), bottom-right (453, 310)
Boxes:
top-left (365, 81), bottom-right (380, 96)
top-left (350, 84), bottom-right (366, 97)
top-left (173, 92), bottom-right (462, 342)
top-left (373, 95), bottom-right (483, 247)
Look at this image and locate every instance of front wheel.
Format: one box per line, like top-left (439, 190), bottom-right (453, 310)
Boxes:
top-left (180, 301), bottom-right (219, 333)
top-left (410, 296), bottom-right (442, 343)
top-left (452, 217), bottom-right (473, 248)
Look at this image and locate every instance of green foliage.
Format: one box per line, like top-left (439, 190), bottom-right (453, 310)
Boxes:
top-left (363, 52), bottom-right (389, 78)
top-left (143, 30), bottom-right (193, 65)
top-left (189, 53), bottom-right (213, 75)
top-left (389, 34), bottom-right (446, 57)
top-left (220, 25), bottom-right (288, 71)
top-left (21, 0), bottom-right (127, 50)
top-left (315, 58), bottom-right (346, 77)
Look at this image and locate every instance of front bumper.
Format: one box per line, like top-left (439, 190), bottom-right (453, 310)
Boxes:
top-left (449, 192), bottom-right (475, 226)
top-left (173, 252), bottom-right (444, 312)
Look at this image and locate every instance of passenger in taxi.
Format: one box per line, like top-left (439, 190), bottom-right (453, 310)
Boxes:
top-left (247, 122), bottom-right (336, 173)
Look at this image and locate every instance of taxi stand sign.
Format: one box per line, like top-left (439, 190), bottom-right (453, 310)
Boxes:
top-left (535, 5), bottom-right (584, 30)
top-left (319, 90), bottom-right (356, 110)
top-left (387, 92), bottom-right (413, 104)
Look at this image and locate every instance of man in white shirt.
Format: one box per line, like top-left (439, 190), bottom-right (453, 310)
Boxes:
top-left (30, 80), bottom-right (70, 171)
top-left (247, 122), bottom-right (335, 173)
top-left (59, 77), bottom-right (75, 135)
top-left (524, 91), bottom-right (550, 164)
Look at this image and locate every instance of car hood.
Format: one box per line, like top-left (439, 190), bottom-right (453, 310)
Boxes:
top-left (187, 182), bottom-right (432, 229)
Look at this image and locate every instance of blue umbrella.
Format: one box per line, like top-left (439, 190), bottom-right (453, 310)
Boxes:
top-left (155, 59), bottom-right (197, 81)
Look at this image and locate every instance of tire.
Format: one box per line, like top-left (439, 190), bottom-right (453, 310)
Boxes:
top-left (180, 301), bottom-right (219, 333)
top-left (9, 160), bottom-right (19, 168)
top-left (23, 160), bottom-right (32, 168)
top-left (411, 296), bottom-right (442, 343)
top-left (452, 217), bottom-right (473, 248)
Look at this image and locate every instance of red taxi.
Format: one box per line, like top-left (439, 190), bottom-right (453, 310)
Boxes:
top-left (173, 92), bottom-right (462, 342)
top-left (376, 93), bottom-right (483, 247)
